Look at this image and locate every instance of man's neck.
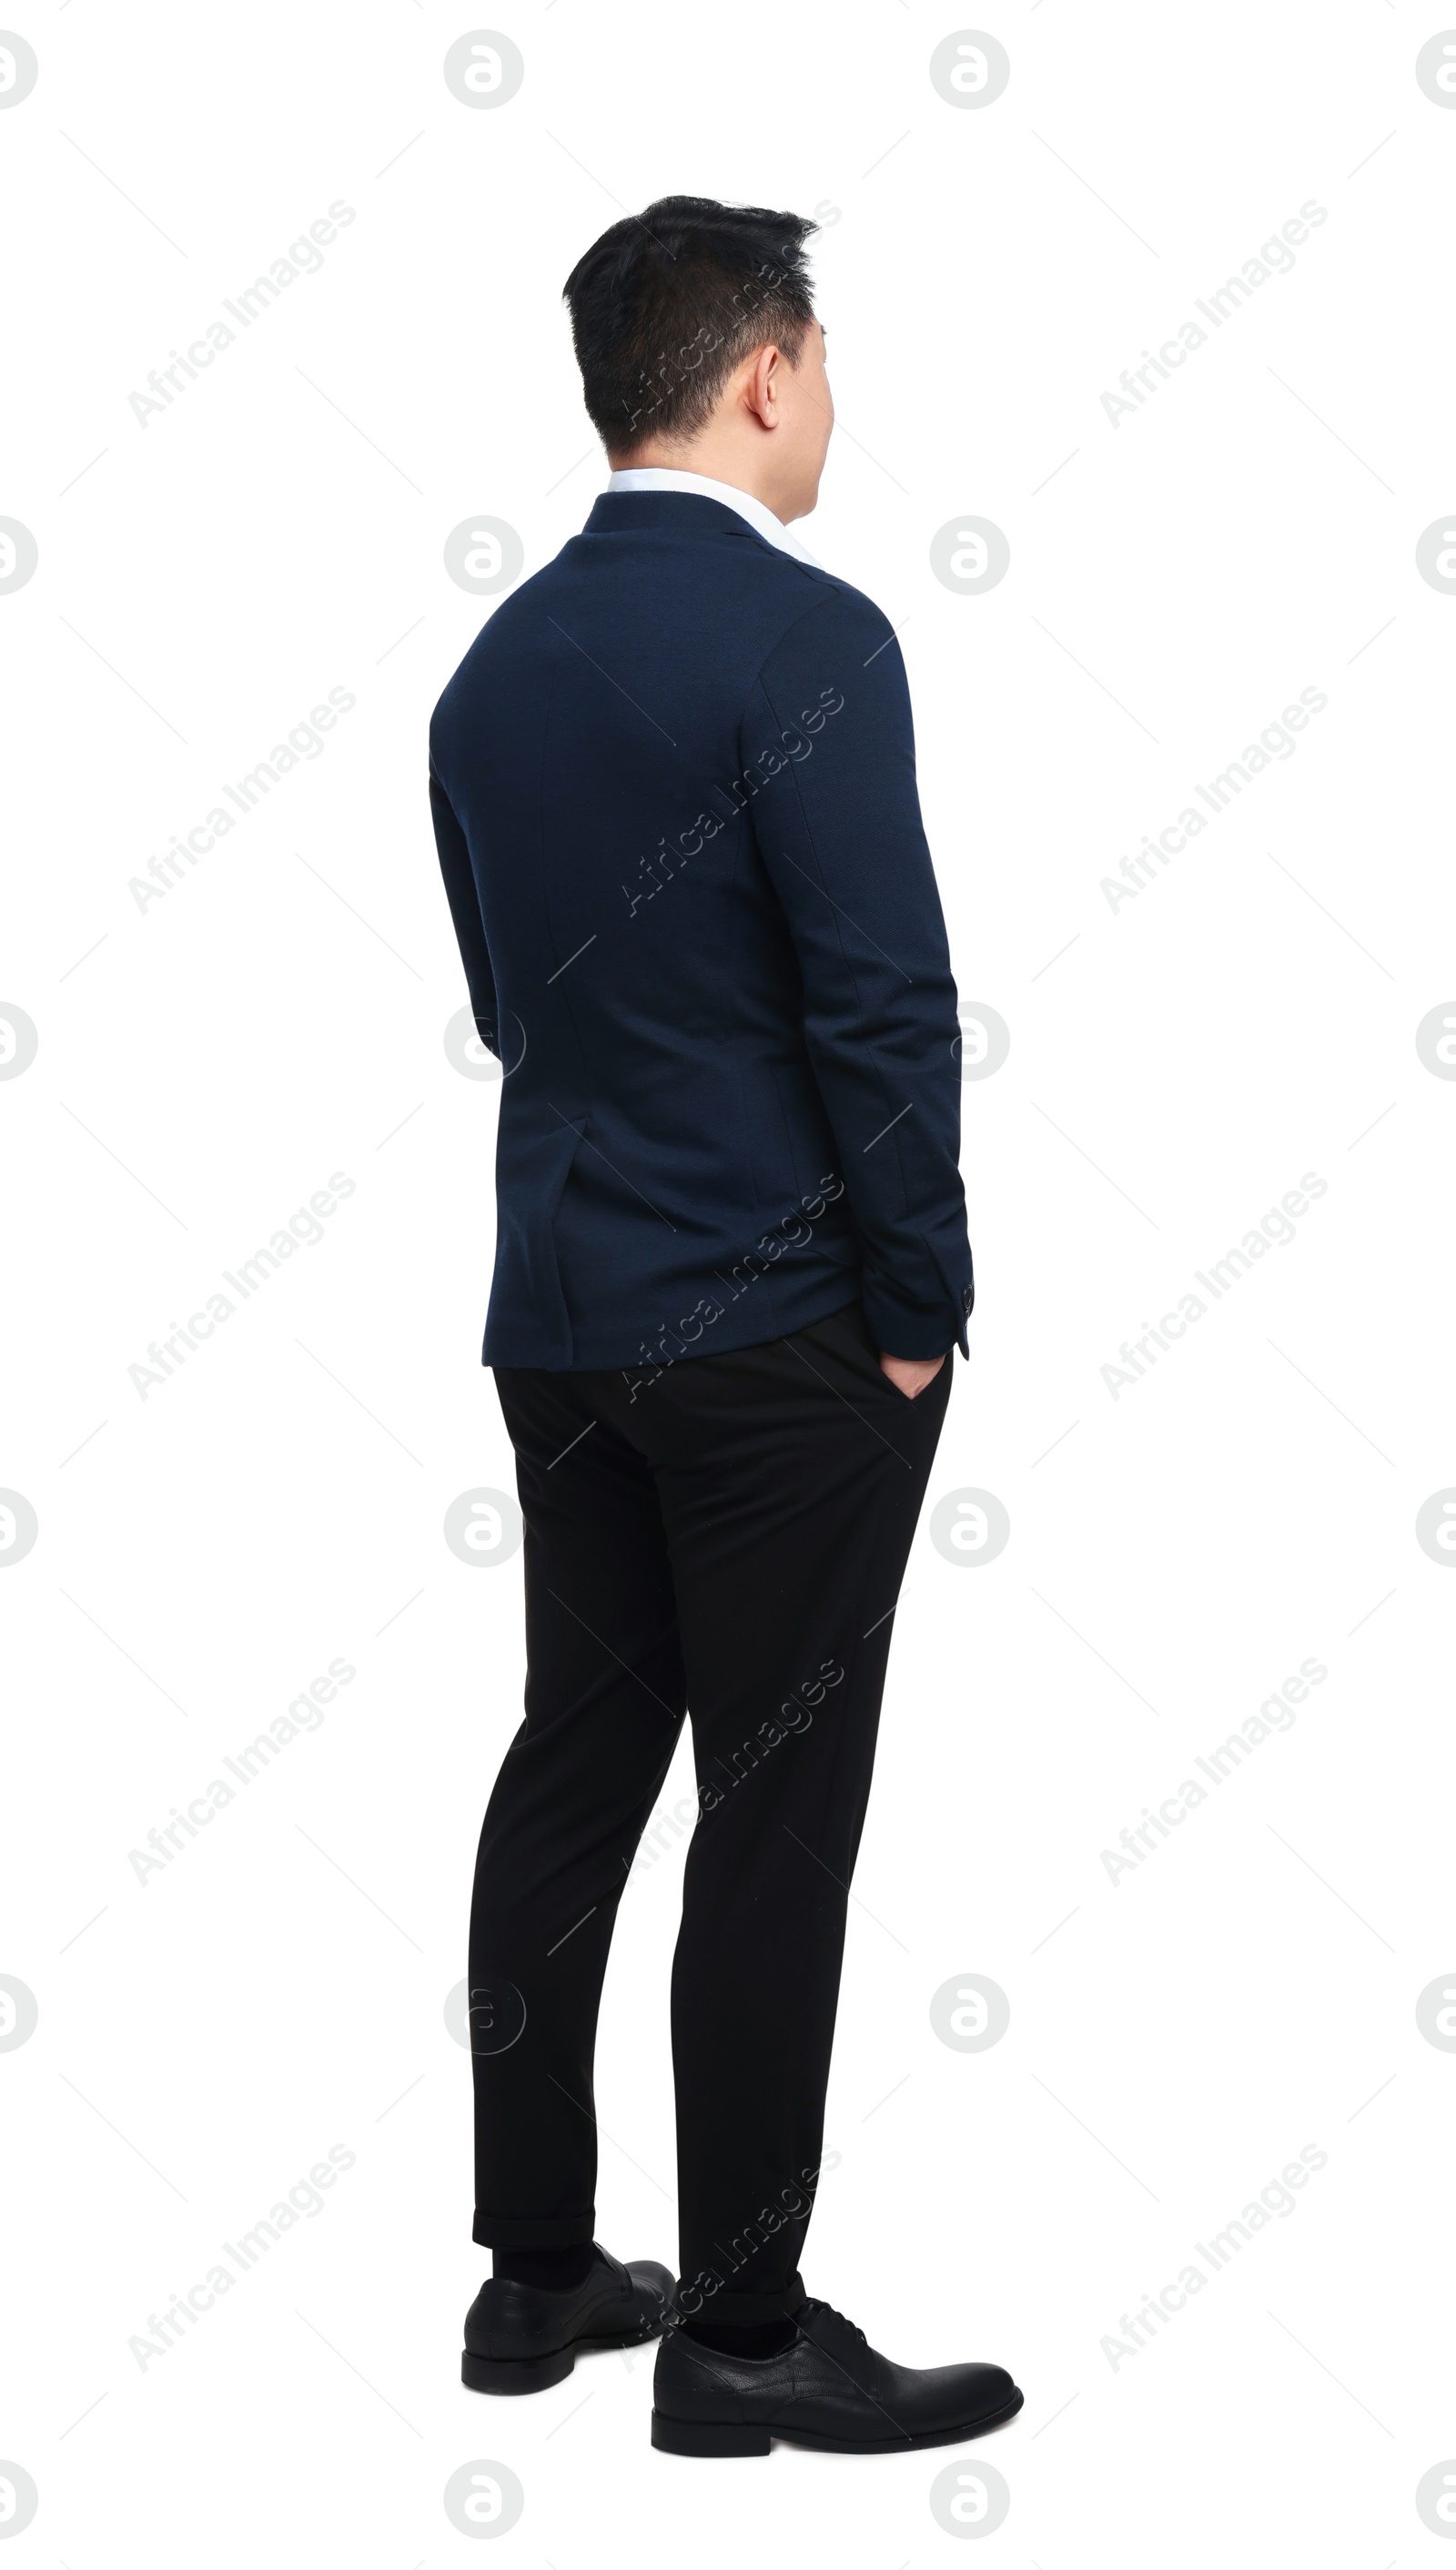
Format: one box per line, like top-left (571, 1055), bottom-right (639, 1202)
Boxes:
top-left (607, 450), bottom-right (792, 527)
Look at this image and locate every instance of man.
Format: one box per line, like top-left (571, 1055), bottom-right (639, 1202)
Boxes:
top-left (430, 196), bottom-right (1019, 2456)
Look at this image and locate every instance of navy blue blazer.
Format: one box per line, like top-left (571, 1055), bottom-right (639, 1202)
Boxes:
top-left (429, 491), bottom-right (973, 1374)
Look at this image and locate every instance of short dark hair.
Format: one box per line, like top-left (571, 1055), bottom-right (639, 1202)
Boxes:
top-left (562, 195), bottom-right (818, 456)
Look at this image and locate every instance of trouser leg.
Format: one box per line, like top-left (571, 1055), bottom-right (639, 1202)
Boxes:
top-left (629, 1301), bottom-right (952, 2320)
top-left (469, 1368), bottom-right (686, 2247)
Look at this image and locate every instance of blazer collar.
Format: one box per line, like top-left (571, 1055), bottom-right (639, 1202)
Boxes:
top-left (592, 470), bottom-right (821, 565)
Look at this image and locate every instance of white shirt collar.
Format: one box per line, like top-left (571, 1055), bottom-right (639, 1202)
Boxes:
top-left (605, 467), bottom-right (821, 567)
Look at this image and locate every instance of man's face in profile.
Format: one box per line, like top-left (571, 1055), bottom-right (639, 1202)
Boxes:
top-left (772, 319), bottom-right (834, 521)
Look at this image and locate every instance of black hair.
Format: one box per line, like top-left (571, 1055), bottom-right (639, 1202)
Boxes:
top-left (561, 195), bottom-right (818, 455)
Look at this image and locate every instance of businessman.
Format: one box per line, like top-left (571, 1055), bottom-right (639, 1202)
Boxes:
top-left (430, 197), bottom-right (1019, 2457)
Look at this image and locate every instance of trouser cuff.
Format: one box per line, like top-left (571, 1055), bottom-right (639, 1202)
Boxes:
top-left (472, 2210), bottom-right (596, 2248)
top-left (670, 2268), bottom-right (808, 2324)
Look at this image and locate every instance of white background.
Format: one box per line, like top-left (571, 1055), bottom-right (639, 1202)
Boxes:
top-left (4, 2), bottom-right (1455, 2561)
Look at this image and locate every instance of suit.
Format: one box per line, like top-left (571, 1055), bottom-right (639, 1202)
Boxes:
top-left (430, 490), bottom-right (972, 1370)
top-left (430, 485), bottom-right (970, 2320)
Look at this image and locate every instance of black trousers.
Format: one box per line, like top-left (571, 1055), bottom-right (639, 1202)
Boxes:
top-left (470, 1297), bottom-right (953, 2321)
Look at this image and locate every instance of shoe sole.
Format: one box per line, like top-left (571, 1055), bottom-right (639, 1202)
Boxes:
top-left (650, 2385), bottom-right (1025, 2456)
top-left (462, 2320), bottom-right (663, 2396)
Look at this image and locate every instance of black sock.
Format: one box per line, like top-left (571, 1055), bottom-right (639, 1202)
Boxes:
top-left (492, 2242), bottom-right (597, 2290)
top-left (682, 2315), bottom-right (798, 2358)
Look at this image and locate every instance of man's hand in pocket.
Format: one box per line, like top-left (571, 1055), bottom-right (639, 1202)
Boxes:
top-left (878, 1351), bottom-right (947, 1401)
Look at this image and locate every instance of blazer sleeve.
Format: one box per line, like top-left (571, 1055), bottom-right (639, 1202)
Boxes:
top-left (429, 764), bottom-right (499, 1058)
top-left (744, 584), bottom-right (973, 1359)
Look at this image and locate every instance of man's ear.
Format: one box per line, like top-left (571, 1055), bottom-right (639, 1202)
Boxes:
top-left (743, 341), bottom-right (782, 430)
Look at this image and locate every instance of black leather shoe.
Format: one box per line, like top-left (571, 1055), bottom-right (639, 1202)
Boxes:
top-left (462, 2244), bottom-right (672, 2394)
top-left (651, 2298), bottom-right (1022, 2455)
